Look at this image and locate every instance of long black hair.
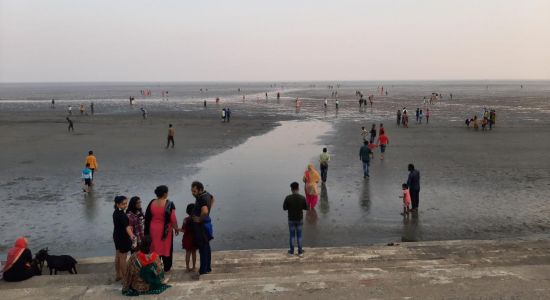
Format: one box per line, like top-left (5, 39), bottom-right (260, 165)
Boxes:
top-left (127, 196), bottom-right (143, 216)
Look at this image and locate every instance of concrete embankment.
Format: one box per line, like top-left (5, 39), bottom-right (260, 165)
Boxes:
top-left (1, 239), bottom-right (550, 299)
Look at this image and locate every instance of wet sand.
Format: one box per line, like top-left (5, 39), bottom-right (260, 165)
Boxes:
top-left (1, 81), bottom-right (550, 257)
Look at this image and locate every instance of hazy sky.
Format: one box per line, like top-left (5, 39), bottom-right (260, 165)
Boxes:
top-left (1, 0), bottom-right (549, 82)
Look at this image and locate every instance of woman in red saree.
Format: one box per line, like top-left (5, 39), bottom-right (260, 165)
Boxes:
top-left (303, 164), bottom-right (321, 210)
top-left (3, 237), bottom-right (36, 282)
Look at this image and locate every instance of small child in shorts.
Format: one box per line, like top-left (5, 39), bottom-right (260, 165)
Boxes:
top-left (399, 183), bottom-right (411, 216)
top-left (81, 163), bottom-right (93, 193)
top-left (181, 203), bottom-right (197, 272)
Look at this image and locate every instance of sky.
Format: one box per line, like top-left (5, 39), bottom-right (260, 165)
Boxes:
top-left (1, 0), bottom-right (549, 82)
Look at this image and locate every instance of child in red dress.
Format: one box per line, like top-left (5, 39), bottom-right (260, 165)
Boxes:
top-left (181, 203), bottom-right (197, 272)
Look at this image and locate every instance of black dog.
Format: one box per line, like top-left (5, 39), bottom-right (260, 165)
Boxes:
top-left (36, 248), bottom-right (78, 275)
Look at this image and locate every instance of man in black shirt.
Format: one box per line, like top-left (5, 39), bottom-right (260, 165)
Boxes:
top-left (191, 181), bottom-right (215, 276)
top-left (407, 164), bottom-right (421, 212)
top-left (283, 182), bottom-right (308, 257)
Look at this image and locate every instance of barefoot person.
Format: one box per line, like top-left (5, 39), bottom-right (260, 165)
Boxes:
top-left (85, 151), bottom-right (98, 182)
top-left (319, 147), bottom-right (330, 183)
top-left (283, 182), bottom-right (308, 257)
top-left (166, 124), bottom-right (175, 149)
top-left (81, 163), bottom-right (93, 193)
top-left (303, 164), bottom-right (320, 210)
top-left (359, 140), bottom-right (374, 178)
top-left (181, 203), bottom-right (197, 272)
top-left (407, 164), bottom-right (421, 212)
top-left (66, 117), bottom-right (74, 132)
top-left (377, 132), bottom-right (389, 160)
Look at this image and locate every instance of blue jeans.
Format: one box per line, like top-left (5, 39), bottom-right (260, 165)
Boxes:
top-left (198, 242), bottom-right (211, 274)
top-left (288, 220), bottom-right (303, 254)
top-left (362, 161), bottom-right (370, 176)
top-left (320, 164), bottom-right (328, 182)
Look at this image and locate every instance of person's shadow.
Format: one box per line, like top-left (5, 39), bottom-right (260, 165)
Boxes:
top-left (401, 211), bottom-right (422, 242)
top-left (319, 184), bottom-right (330, 215)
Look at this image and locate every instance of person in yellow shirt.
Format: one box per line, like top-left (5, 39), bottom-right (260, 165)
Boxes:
top-left (85, 151), bottom-right (98, 183)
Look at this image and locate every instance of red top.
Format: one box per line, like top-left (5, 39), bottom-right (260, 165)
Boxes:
top-left (379, 134), bottom-right (389, 145)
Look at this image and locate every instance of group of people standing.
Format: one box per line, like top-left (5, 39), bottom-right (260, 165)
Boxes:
top-left (465, 109), bottom-right (496, 131)
top-left (112, 182), bottom-right (215, 295)
top-left (221, 108), bottom-right (232, 122)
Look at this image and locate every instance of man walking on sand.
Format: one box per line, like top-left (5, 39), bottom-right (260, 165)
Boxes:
top-left (85, 151), bottom-right (98, 183)
top-left (166, 124), bottom-right (175, 148)
top-left (407, 164), bottom-right (421, 212)
top-left (283, 182), bottom-right (308, 257)
top-left (67, 117), bottom-right (74, 132)
top-left (319, 147), bottom-right (330, 183)
top-left (359, 140), bottom-right (374, 178)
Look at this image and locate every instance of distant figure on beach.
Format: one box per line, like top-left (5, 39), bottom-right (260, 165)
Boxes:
top-left (335, 99), bottom-right (339, 110)
top-left (379, 123), bottom-right (385, 136)
top-left (265, 92), bottom-right (268, 100)
top-left (283, 182), bottom-right (308, 257)
top-left (425, 108), bottom-right (430, 124)
top-left (190, 181), bottom-right (215, 276)
top-left (396, 110), bottom-right (402, 127)
top-left (203, 100), bottom-right (207, 108)
top-left (402, 111), bottom-right (409, 128)
top-left (166, 124), bottom-right (175, 148)
top-left (79, 104), bottom-right (84, 115)
top-left (66, 117), bottom-right (74, 132)
top-left (415, 108), bottom-right (420, 124)
top-left (85, 151), bottom-right (98, 182)
top-left (221, 108), bottom-right (226, 122)
top-left (472, 116), bottom-right (479, 130)
top-left (369, 124), bottom-right (377, 143)
top-left (368, 95), bottom-right (374, 108)
top-left (407, 164), bottom-right (420, 212)
top-left (303, 164), bottom-right (320, 210)
top-left (377, 131), bottom-right (389, 160)
top-left (216, 97), bottom-right (220, 104)
top-left (67, 105), bottom-right (72, 115)
top-left (324, 98), bottom-right (328, 110)
top-left (145, 185), bottom-right (179, 273)
top-left (2, 237), bottom-right (38, 282)
top-left (140, 107), bottom-right (147, 119)
top-left (81, 163), bottom-right (93, 193)
top-left (113, 195), bottom-right (133, 281)
top-left (226, 108), bottom-right (231, 122)
top-left (90, 102), bottom-right (94, 115)
top-left (277, 92), bottom-right (280, 100)
top-left (361, 126), bottom-right (368, 142)
top-left (489, 110), bottom-right (496, 129)
top-left (399, 183), bottom-right (411, 216)
top-left (450, 93), bottom-right (453, 100)
top-left (319, 147), bottom-right (330, 183)
top-left (51, 99), bottom-right (55, 108)
top-left (419, 109), bottom-right (423, 124)
top-left (359, 140), bottom-right (374, 178)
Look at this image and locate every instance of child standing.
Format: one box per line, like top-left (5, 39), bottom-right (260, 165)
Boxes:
top-left (181, 203), bottom-right (197, 272)
top-left (81, 163), bottom-right (93, 193)
top-left (399, 183), bottom-right (411, 216)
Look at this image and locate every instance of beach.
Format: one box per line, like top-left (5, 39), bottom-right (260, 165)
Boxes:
top-left (1, 81), bottom-right (550, 258)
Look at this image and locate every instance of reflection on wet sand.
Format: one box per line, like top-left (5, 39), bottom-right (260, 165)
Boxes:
top-left (83, 192), bottom-right (98, 221)
top-left (319, 184), bottom-right (329, 215)
top-left (359, 180), bottom-right (371, 213)
top-left (401, 212), bottom-right (422, 242)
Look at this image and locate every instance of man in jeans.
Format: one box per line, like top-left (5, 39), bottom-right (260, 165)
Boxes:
top-left (283, 182), bottom-right (308, 257)
top-left (191, 181), bottom-right (216, 276)
top-left (359, 140), bottom-right (374, 178)
top-left (319, 147), bottom-right (331, 183)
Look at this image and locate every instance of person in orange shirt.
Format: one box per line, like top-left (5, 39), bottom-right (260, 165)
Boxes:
top-left (85, 151), bottom-right (98, 183)
top-left (377, 133), bottom-right (389, 160)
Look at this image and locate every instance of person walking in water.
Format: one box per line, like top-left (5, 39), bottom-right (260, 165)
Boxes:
top-left (369, 124), bottom-right (377, 143)
top-left (335, 99), bottom-right (339, 110)
top-left (81, 163), bottom-right (93, 193)
top-left (283, 182), bottom-right (308, 257)
top-left (85, 150), bottom-right (99, 183)
top-left (140, 107), bottom-right (147, 119)
top-left (319, 147), bottom-right (330, 183)
top-left (425, 108), bottom-right (430, 124)
top-left (377, 131), bottom-right (389, 160)
top-left (359, 140), bottom-right (373, 178)
top-left (303, 164), bottom-right (320, 210)
top-left (79, 104), bottom-right (85, 115)
top-left (51, 99), bottom-right (55, 108)
top-left (396, 109), bottom-right (402, 127)
top-left (90, 102), bottom-right (94, 115)
top-left (66, 117), bottom-right (74, 132)
top-left (67, 105), bottom-right (72, 115)
top-left (166, 124), bottom-right (175, 149)
top-left (407, 164), bottom-right (421, 212)
top-left (324, 98), bottom-right (328, 110)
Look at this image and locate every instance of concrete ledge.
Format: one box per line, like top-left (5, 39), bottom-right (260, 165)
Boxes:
top-left (2, 239), bottom-right (550, 299)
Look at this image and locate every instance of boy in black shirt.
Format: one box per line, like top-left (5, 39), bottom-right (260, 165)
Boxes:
top-left (283, 182), bottom-right (308, 257)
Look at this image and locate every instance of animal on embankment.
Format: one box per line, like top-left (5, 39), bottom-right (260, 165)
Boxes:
top-left (35, 248), bottom-right (78, 275)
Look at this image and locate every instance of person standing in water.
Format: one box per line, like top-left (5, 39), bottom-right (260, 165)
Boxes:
top-left (369, 124), bottom-right (377, 143)
top-left (90, 102), bottom-right (94, 115)
top-left (85, 150), bottom-right (98, 183)
top-left (51, 99), bottom-right (55, 108)
top-left (359, 141), bottom-right (373, 178)
top-left (397, 110), bottom-right (402, 127)
top-left (407, 164), bottom-right (421, 212)
top-left (335, 99), bottom-right (339, 110)
top-left (425, 108), bottom-right (430, 124)
top-left (324, 98), bottom-right (328, 110)
top-left (66, 117), bottom-right (74, 132)
top-left (79, 104), bottom-right (85, 115)
top-left (68, 105), bottom-right (72, 115)
top-left (377, 132), bottom-right (389, 160)
top-left (166, 124), bottom-right (175, 149)
top-left (319, 147), bottom-right (330, 183)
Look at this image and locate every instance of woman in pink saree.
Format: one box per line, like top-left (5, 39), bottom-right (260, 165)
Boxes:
top-left (303, 164), bottom-right (321, 210)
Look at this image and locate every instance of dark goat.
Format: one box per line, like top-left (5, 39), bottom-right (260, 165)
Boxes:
top-left (36, 248), bottom-right (78, 275)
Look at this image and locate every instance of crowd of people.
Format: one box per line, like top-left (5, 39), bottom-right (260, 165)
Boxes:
top-left (465, 109), bottom-right (496, 131)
